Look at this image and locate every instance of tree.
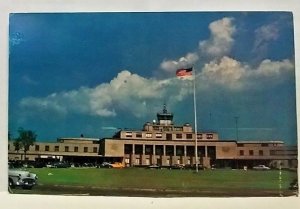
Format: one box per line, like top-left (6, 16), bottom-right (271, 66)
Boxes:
top-left (13, 140), bottom-right (21, 153)
top-left (16, 128), bottom-right (37, 161)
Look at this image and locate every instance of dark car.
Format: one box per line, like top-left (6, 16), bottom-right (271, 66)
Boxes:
top-left (170, 164), bottom-right (185, 170)
top-left (289, 179), bottom-right (298, 190)
top-left (147, 164), bottom-right (161, 169)
top-left (52, 162), bottom-right (71, 168)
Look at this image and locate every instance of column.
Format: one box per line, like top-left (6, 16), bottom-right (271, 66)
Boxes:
top-left (132, 144), bottom-right (135, 154)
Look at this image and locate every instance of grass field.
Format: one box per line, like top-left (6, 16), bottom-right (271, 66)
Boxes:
top-left (11, 167), bottom-right (298, 197)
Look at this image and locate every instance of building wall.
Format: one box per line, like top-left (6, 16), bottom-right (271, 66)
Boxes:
top-left (235, 142), bottom-right (293, 160)
top-left (215, 142), bottom-right (237, 159)
top-left (104, 140), bottom-right (124, 157)
top-left (8, 138), bottom-right (297, 169)
top-left (8, 139), bottom-right (100, 161)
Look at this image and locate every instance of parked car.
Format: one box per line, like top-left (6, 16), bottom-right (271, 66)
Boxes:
top-left (289, 179), bottom-right (298, 190)
top-left (253, 165), bottom-right (271, 170)
top-left (99, 162), bottom-right (124, 168)
top-left (170, 164), bottom-right (185, 170)
top-left (111, 162), bottom-right (125, 168)
top-left (53, 162), bottom-right (71, 168)
top-left (147, 164), bottom-right (161, 169)
top-left (8, 169), bottom-right (38, 189)
top-left (99, 162), bottom-right (113, 168)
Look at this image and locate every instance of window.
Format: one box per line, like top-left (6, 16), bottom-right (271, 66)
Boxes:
top-left (45, 145), bottom-right (49, 151)
top-left (166, 145), bottom-right (174, 156)
top-left (153, 126), bottom-right (160, 131)
top-left (93, 147), bottom-right (97, 153)
top-left (124, 144), bottom-right (133, 154)
top-left (84, 147), bottom-right (88, 152)
top-left (176, 134), bottom-right (182, 139)
top-left (155, 145), bottom-right (164, 155)
top-left (166, 134), bottom-right (172, 140)
top-left (262, 143), bottom-right (269, 147)
top-left (249, 150), bottom-right (254, 156)
top-left (74, 146), bottom-right (78, 152)
top-left (54, 146), bottom-right (59, 152)
top-left (176, 146), bottom-right (184, 156)
top-left (65, 146), bottom-right (69, 152)
top-left (237, 144), bottom-right (244, 147)
top-left (135, 158), bottom-right (140, 165)
top-left (174, 127), bottom-right (183, 131)
top-left (135, 145), bottom-right (143, 155)
top-left (125, 132), bottom-right (132, 137)
top-left (145, 145), bottom-right (153, 155)
top-left (187, 146), bottom-right (195, 156)
top-left (136, 132), bottom-right (142, 138)
top-left (270, 150), bottom-right (276, 155)
top-left (146, 133), bottom-right (152, 138)
top-left (239, 150), bottom-right (244, 156)
top-left (186, 134), bottom-right (193, 139)
top-left (259, 150), bottom-right (263, 156)
top-left (206, 134), bottom-right (213, 139)
top-left (155, 133), bottom-right (162, 138)
top-left (8, 144), bottom-right (10, 150)
top-left (35, 145), bottom-right (39, 151)
top-left (197, 134), bottom-right (202, 139)
top-left (145, 158), bottom-right (150, 165)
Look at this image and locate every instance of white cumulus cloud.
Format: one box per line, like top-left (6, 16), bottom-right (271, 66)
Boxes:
top-left (20, 70), bottom-right (186, 118)
top-left (20, 56), bottom-right (294, 120)
top-left (201, 56), bottom-right (248, 89)
top-left (159, 17), bottom-right (236, 75)
top-left (160, 52), bottom-right (199, 73)
top-left (253, 23), bottom-right (279, 51)
top-left (200, 56), bottom-right (294, 90)
top-left (199, 17), bottom-right (236, 58)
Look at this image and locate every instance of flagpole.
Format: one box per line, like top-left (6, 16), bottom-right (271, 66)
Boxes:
top-left (193, 66), bottom-right (198, 173)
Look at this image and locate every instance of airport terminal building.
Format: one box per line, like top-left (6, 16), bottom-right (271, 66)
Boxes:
top-left (8, 105), bottom-right (297, 169)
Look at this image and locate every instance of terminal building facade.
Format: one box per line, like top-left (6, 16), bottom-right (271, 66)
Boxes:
top-left (8, 105), bottom-right (297, 169)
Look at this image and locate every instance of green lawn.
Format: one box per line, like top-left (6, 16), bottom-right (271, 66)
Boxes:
top-left (26, 167), bottom-right (297, 191)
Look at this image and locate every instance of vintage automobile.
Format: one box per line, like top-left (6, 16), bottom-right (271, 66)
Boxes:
top-left (99, 162), bottom-right (124, 168)
top-left (170, 164), bottom-right (185, 170)
top-left (110, 162), bottom-right (125, 168)
top-left (147, 164), bottom-right (161, 169)
top-left (253, 165), bottom-right (271, 170)
top-left (289, 179), bottom-right (298, 190)
top-left (99, 162), bottom-right (113, 168)
top-left (8, 169), bottom-right (38, 189)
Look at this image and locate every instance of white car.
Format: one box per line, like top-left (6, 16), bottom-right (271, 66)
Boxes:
top-left (8, 169), bottom-right (38, 189)
top-left (253, 165), bottom-right (271, 170)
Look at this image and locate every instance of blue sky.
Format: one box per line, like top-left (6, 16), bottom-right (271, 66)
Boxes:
top-left (9, 12), bottom-right (296, 144)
